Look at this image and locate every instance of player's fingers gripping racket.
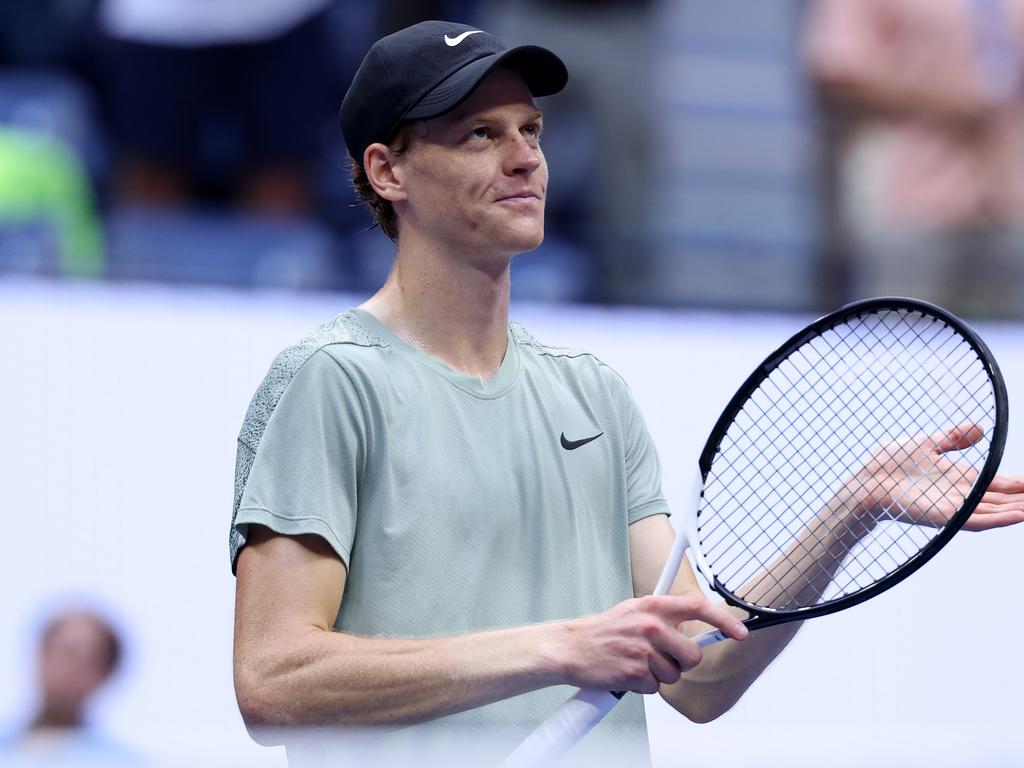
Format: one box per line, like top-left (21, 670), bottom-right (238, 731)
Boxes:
top-left (502, 297), bottom-right (1008, 767)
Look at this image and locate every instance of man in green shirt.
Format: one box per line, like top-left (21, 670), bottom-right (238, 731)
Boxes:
top-left (230, 20), bottom-right (1024, 766)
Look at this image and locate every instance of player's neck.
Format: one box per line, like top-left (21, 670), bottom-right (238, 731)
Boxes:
top-left (360, 238), bottom-right (511, 379)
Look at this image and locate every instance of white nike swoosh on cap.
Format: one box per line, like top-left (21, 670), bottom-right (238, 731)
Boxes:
top-left (444, 30), bottom-right (483, 46)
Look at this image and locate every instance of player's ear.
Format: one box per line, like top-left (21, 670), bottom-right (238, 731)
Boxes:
top-left (363, 143), bottom-right (408, 203)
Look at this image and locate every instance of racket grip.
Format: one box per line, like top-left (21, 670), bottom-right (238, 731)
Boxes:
top-left (693, 627), bottom-right (729, 648)
top-left (497, 688), bottom-right (620, 768)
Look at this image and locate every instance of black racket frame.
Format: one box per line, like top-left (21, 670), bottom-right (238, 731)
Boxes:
top-left (695, 297), bottom-right (1008, 632)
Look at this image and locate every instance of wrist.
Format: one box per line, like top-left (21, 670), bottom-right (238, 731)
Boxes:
top-left (534, 619), bottom-right (579, 688)
top-left (821, 483), bottom-right (879, 545)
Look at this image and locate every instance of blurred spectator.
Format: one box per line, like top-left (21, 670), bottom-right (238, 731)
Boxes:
top-left (1, 607), bottom-right (139, 766)
top-left (94, 0), bottom-right (340, 215)
top-left (0, 2), bottom-right (109, 277)
top-left (0, 0), bottom-right (96, 70)
top-left (482, 0), bottom-right (655, 302)
top-left (805, 0), bottom-right (1024, 318)
top-left (0, 125), bottom-right (104, 277)
top-left (376, 1), bottom-right (481, 33)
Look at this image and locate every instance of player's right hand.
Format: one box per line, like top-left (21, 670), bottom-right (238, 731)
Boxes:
top-left (558, 594), bottom-right (747, 694)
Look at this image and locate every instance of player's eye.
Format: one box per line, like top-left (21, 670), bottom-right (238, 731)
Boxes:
top-left (469, 126), bottom-right (490, 140)
top-left (523, 123), bottom-right (542, 140)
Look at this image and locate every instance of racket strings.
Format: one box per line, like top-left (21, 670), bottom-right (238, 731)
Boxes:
top-left (708, 374), bottom-right (978, 606)
top-left (702, 378), bottom-right (922, 570)
top-left (724, 325), bottom-right (987, 602)
top-left (696, 309), bottom-right (996, 612)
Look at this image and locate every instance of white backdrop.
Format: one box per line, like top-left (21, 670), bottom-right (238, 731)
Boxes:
top-left (1, 279), bottom-right (1021, 767)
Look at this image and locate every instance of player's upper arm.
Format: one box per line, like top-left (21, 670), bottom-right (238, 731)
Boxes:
top-left (233, 524), bottom-right (347, 733)
top-left (628, 513), bottom-right (702, 599)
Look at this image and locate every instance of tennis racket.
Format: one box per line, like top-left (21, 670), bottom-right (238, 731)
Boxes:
top-left (501, 297), bottom-right (1008, 767)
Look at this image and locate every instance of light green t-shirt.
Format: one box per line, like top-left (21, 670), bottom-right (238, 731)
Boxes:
top-left (230, 308), bottom-right (670, 764)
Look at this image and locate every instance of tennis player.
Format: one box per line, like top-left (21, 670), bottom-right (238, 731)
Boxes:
top-left (230, 20), bottom-right (1024, 767)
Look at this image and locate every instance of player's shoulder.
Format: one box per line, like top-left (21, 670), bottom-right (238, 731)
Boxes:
top-left (510, 321), bottom-right (593, 361)
top-left (239, 311), bottom-right (385, 443)
top-left (266, 309), bottom-right (387, 378)
top-left (509, 321), bottom-right (629, 390)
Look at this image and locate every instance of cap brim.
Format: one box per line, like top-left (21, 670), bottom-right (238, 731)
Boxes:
top-left (403, 45), bottom-right (568, 121)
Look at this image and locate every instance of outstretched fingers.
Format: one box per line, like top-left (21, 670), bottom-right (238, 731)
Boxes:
top-left (964, 483), bottom-right (1024, 530)
top-left (986, 475), bottom-right (1024, 494)
top-left (962, 508), bottom-right (1024, 531)
top-left (929, 423), bottom-right (985, 455)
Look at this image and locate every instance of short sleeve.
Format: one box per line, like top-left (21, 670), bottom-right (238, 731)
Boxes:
top-left (614, 378), bottom-right (670, 525)
top-left (230, 348), bottom-right (366, 572)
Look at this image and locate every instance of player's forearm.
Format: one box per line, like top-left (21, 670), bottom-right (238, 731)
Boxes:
top-left (659, 495), bottom-right (862, 722)
top-left (234, 622), bottom-right (565, 730)
top-left (749, 493), bottom-right (870, 609)
top-left (660, 616), bottom-right (800, 723)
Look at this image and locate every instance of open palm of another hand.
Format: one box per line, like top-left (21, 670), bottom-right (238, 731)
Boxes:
top-left (852, 424), bottom-right (1024, 532)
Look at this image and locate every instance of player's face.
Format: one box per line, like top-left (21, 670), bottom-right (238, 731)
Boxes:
top-left (397, 68), bottom-right (547, 261)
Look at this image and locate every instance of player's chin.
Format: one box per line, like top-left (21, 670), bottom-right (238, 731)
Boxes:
top-left (491, 203), bottom-right (544, 248)
top-left (498, 219), bottom-right (545, 254)
top-left (512, 230), bottom-right (544, 254)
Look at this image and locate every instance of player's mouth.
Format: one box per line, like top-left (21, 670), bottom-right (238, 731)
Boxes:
top-left (495, 191), bottom-right (542, 206)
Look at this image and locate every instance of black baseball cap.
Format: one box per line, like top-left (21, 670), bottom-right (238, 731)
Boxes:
top-left (340, 20), bottom-right (568, 164)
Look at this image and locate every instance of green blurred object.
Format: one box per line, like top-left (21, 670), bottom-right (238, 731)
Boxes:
top-left (0, 126), bottom-right (104, 277)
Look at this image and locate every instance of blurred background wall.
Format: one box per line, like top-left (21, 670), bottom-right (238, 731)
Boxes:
top-left (1, 282), bottom-right (1022, 767)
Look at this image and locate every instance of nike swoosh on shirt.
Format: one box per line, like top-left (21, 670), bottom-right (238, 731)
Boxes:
top-left (444, 30), bottom-right (483, 46)
top-left (560, 432), bottom-right (604, 451)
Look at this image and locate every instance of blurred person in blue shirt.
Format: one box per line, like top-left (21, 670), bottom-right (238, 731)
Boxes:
top-left (1, 608), bottom-right (140, 766)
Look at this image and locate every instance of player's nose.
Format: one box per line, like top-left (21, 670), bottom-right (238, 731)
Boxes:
top-left (505, 133), bottom-right (543, 176)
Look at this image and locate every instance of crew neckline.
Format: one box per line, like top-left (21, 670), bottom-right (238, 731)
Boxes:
top-left (348, 307), bottom-right (522, 399)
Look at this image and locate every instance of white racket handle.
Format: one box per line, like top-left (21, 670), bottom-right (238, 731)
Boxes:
top-left (500, 628), bottom-right (731, 766)
top-left (498, 688), bottom-right (619, 768)
top-left (501, 471), bottom-right (709, 767)
top-left (693, 627), bottom-right (729, 648)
